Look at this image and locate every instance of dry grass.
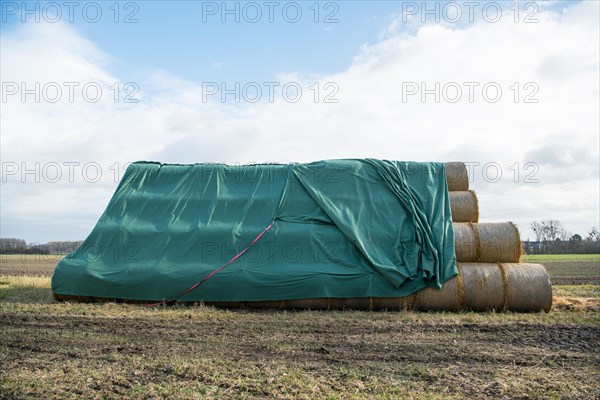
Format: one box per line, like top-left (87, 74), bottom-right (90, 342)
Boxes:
top-left (553, 296), bottom-right (600, 312)
top-left (551, 286), bottom-right (600, 312)
top-left (1, 253), bottom-right (599, 399)
top-left (0, 276), bottom-right (54, 303)
top-left (1, 273), bottom-right (600, 399)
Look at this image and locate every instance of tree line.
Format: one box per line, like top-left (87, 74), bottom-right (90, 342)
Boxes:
top-left (0, 238), bottom-right (83, 255)
top-left (523, 220), bottom-right (600, 254)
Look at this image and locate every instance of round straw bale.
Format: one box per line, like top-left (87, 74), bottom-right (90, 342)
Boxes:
top-left (501, 263), bottom-right (552, 312)
top-left (411, 262), bottom-right (551, 312)
top-left (453, 222), bottom-right (521, 263)
top-left (475, 222), bottom-right (521, 263)
top-left (453, 223), bottom-right (478, 262)
top-left (415, 274), bottom-right (460, 311)
top-left (459, 262), bottom-right (505, 310)
top-left (449, 191), bottom-right (479, 222)
top-left (445, 162), bottom-right (469, 191)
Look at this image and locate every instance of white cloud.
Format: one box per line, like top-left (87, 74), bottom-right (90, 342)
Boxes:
top-left (1, 1), bottom-right (598, 242)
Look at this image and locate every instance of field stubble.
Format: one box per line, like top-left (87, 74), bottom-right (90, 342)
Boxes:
top-left (0, 254), bottom-right (599, 399)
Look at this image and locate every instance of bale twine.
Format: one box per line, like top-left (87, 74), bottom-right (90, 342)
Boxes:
top-left (449, 191), bottom-right (479, 222)
top-left (453, 222), bottom-right (521, 263)
top-left (445, 162), bottom-right (469, 191)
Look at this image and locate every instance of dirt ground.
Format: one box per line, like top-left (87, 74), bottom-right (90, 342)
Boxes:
top-left (544, 261), bottom-right (600, 285)
top-left (1, 254), bottom-right (599, 398)
top-left (0, 255), bottom-right (58, 277)
top-left (1, 307), bottom-right (599, 399)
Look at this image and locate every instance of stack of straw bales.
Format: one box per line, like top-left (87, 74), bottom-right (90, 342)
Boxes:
top-left (213, 162), bottom-right (552, 312)
top-left (417, 162), bottom-right (552, 312)
top-left (55, 162), bottom-right (552, 312)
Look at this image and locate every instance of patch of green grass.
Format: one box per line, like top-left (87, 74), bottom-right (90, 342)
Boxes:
top-left (523, 254), bottom-right (600, 263)
top-left (552, 285), bottom-right (600, 298)
top-left (544, 263), bottom-right (599, 277)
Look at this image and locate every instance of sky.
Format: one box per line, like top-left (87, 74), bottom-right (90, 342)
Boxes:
top-left (1, 0), bottom-right (599, 243)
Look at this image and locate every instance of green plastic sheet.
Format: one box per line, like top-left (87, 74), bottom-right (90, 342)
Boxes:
top-left (51, 159), bottom-right (457, 302)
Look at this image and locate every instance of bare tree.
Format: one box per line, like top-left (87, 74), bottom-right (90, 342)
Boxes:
top-left (543, 220), bottom-right (563, 242)
top-left (531, 221), bottom-right (544, 242)
top-left (529, 222), bottom-right (600, 253)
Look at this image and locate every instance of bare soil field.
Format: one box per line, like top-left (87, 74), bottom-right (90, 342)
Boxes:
top-left (1, 254), bottom-right (599, 399)
top-left (524, 254), bottom-right (600, 285)
top-left (2, 306), bottom-right (600, 399)
top-left (0, 255), bottom-right (62, 277)
top-left (542, 262), bottom-right (600, 285)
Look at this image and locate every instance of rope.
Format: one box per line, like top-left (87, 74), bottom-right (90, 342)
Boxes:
top-left (145, 220), bottom-right (276, 307)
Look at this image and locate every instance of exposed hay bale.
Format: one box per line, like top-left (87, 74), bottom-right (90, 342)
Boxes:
top-left (415, 275), bottom-right (460, 311)
top-left (453, 222), bottom-right (478, 261)
top-left (412, 262), bottom-right (552, 312)
top-left (453, 222), bottom-right (521, 263)
top-left (456, 263), bottom-right (505, 311)
top-left (445, 162), bottom-right (469, 191)
top-left (449, 191), bottom-right (479, 222)
top-left (503, 263), bottom-right (552, 312)
top-left (477, 222), bottom-right (522, 262)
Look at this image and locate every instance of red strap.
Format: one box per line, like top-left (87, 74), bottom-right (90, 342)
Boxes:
top-left (145, 221), bottom-right (275, 307)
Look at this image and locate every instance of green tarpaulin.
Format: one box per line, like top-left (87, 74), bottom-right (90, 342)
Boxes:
top-left (51, 159), bottom-right (457, 302)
